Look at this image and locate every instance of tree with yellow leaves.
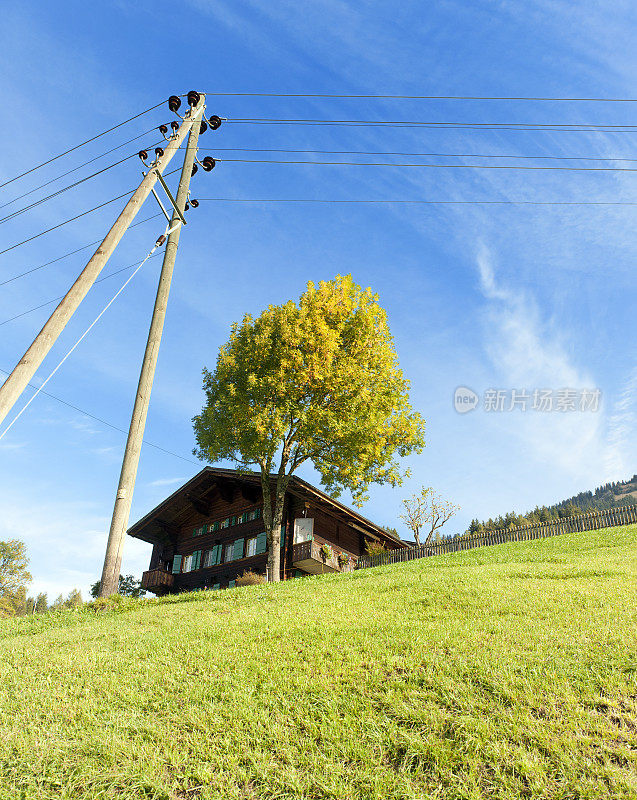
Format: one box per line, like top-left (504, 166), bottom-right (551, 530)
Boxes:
top-left (193, 275), bottom-right (426, 581)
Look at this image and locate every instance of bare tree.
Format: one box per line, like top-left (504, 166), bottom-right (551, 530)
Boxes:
top-left (400, 487), bottom-right (460, 546)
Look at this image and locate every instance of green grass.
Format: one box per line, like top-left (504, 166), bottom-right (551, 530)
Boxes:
top-left (1, 526), bottom-right (637, 800)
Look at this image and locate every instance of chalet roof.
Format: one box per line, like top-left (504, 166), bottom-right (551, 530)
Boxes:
top-left (127, 467), bottom-right (406, 548)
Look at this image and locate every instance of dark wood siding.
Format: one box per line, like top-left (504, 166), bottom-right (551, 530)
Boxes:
top-left (134, 470), bottom-right (404, 593)
top-left (161, 493), bottom-right (289, 591)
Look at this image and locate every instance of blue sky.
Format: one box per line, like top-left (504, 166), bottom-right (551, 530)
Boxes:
top-left (0, 0), bottom-right (635, 601)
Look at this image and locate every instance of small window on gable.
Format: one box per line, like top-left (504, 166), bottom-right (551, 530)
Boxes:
top-left (220, 518), bottom-right (230, 529)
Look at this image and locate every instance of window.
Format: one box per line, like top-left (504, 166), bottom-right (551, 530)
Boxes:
top-left (294, 517), bottom-right (314, 544)
top-left (182, 551), bottom-right (202, 572)
top-left (246, 536), bottom-right (257, 557)
top-left (224, 542), bottom-right (234, 563)
top-left (247, 508), bottom-right (261, 522)
top-left (220, 518), bottom-right (230, 529)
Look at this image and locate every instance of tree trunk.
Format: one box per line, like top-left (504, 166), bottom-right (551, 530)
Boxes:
top-left (413, 527), bottom-right (421, 547)
top-left (260, 470), bottom-right (290, 582)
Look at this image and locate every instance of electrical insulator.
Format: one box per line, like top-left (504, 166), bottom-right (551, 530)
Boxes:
top-left (199, 120), bottom-right (208, 135)
top-left (187, 90), bottom-right (201, 107)
top-left (158, 124), bottom-right (168, 135)
top-left (190, 199), bottom-right (199, 208)
top-left (185, 203), bottom-right (190, 212)
top-left (191, 163), bottom-right (198, 177)
top-left (168, 95), bottom-right (182, 113)
top-left (208, 115), bottom-right (222, 130)
top-left (201, 156), bottom-right (215, 172)
top-left (154, 147), bottom-right (164, 159)
top-left (138, 150), bottom-right (148, 162)
top-left (170, 120), bottom-right (179, 132)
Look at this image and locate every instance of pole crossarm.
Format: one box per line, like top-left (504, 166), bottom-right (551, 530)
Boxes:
top-left (0, 102), bottom-right (203, 428)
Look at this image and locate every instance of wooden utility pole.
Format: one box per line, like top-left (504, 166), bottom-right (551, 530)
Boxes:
top-left (98, 94), bottom-right (205, 597)
top-left (0, 103), bottom-right (203, 429)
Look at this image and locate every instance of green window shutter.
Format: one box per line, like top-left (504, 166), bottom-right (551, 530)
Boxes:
top-left (172, 555), bottom-right (182, 574)
top-left (256, 532), bottom-right (267, 554)
top-left (228, 580), bottom-right (235, 589)
top-left (233, 538), bottom-right (244, 560)
top-left (213, 521), bottom-right (219, 532)
top-left (192, 528), bottom-right (197, 537)
top-left (280, 525), bottom-right (285, 549)
top-left (232, 516), bottom-right (237, 526)
top-left (194, 550), bottom-right (202, 570)
top-left (211, 544), bottom-right (220, 565)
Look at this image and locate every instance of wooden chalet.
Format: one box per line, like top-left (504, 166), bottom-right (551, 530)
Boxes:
top-left (128, 467), bottom-right (406, 594)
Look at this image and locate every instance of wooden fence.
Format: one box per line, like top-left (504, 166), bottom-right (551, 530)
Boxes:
top-left (356, 505), bottom-right (637, 570)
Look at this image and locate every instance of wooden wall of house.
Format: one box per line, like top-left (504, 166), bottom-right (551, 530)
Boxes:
top-left (140, 478), bottom-right (399, 591)
top-left (286, 494), bottom-right (371, 557)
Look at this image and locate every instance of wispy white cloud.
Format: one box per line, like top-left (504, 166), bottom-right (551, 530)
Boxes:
top-left (147, 477), bottom-right (188, 488)
top-left (474, 244), bottom-right (623, 482)
top-left (605, 367), bottom-right (637, 478)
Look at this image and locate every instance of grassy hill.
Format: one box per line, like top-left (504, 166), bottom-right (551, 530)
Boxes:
top-left (1, 526), bottom-right (637, 800)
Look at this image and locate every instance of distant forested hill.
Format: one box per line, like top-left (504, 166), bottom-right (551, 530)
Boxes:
top-left (466, 474), bottom-right (637, 535)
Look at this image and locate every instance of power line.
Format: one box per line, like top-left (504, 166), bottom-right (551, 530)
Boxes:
top-left (0, 169), bottom-right (178, 258)
top-left (0, 250), bottom-right (163, 327)
top-left (226, 117), bottom-right (637, 133)
top-left (213, 156), bottom-right (637, 172)
top-left (0, 150), bottom-right (155, 227)
top-left (0, 214), bottom-right (161, 287)
top-left (0, 367), bottom-right (198, 465)
top-left (0, 100), bottom-right (166, 190)
top-left (196, 197), bottom-right (637, 206)
top-left (0, 191), bottom-right (134, 258)
top-left (0, 239), bottom-right (164, 441)
top-left (202, 92), bottom-right (637, 102)
top-left (198, 146), bottom-right (637, 164)
top-left (0, 127), bottom-right (160, 211)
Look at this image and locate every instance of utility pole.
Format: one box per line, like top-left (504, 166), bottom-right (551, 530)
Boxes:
top-left (0, 101), bottom-right (203, 429)
top-left (98, 94), bottom-right (205, 597)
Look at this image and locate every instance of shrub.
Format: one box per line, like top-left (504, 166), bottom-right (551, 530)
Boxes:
top-left (236, 570), bottom-right (266, 587)
top-left (337, 552), bottom-right (350, 568)
top-left (365, 540), bottom-right (387, 557)
top-left (87, 594), bottom-right (126, 613)
top-left (319, 544), bottom-right (333, 561)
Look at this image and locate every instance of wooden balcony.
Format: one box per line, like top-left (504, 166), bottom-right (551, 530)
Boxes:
top-left (141, 568), bottom-right (174, 595)
top-left (292, 539), bottom-right (356, 575)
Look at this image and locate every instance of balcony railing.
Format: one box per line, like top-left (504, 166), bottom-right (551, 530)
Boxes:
top-left (141, 568), bottom-right (174, 595)
top-left (291, 538), bottom-right (356, 575)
